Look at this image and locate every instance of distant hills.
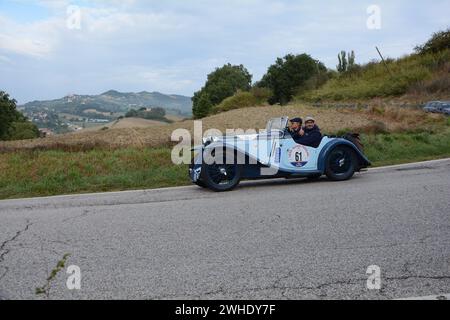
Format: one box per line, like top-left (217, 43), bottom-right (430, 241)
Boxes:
top-left (20, 90), bottom-right (193, 116)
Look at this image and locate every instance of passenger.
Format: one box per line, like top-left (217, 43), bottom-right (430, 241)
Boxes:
top-left (288, 117), bottom-right (303, 139)
top-left (294, 116), bottom-right (322, 148)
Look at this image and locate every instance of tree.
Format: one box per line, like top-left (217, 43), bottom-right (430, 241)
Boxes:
top-left (192, 92), bottom-right (213, 119)
top-left (192, 64), bottom-right (252, 118)
top-left (125, 109), bottom-right (138, 117)
top-left (415, 28), bottom-right (450, 54)
top-left (348, 50), bottom-right (356, 69)
top-left (0, 91), bottom-right (19, 139)
top-left (258, 54), bottom-right (326, 105)
top-left (337, 51), bottom-right (347, 73)
top-left (1, 91), bottom-right (38, 141)
top-left (337, 50), bottom-right (357, 73)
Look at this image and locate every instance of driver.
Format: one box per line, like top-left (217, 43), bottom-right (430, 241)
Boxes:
top-left (288, 117), bottom-right (303, 139)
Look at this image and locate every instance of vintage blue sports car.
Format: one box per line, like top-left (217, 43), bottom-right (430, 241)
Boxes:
top-left (189, 117), bottom-right (371, 191)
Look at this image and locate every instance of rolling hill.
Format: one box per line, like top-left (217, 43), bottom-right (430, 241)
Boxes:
top-left (20, 90), bottom-right (193, 117)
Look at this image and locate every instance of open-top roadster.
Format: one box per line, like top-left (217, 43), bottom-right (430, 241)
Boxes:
top-left (189, 117), bottom-right (371, 191)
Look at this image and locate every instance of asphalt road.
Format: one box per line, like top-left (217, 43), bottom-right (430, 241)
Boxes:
top-left (0, 159), bottom-right (449, 300)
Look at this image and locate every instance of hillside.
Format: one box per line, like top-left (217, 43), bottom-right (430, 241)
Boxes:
top-left (299, 49), bottom-right (450, 102)
top-left (83, 117), bottom-right (170, 132)
top-left (21, 90), bottom-right (193, 116)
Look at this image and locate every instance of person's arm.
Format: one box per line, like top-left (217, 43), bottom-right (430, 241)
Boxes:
top-left (294, 130), bottom-right (322, 147)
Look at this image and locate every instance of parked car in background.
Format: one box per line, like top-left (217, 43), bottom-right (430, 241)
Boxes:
top-left (423, 101), bottom-right (442, 113)
top-left (423, 101), bottom-right (450, 115)
top-left (436, 102), bottom-right (450, 115)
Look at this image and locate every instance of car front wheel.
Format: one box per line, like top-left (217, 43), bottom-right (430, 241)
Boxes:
top-left (325, 146), bottom-right (357, 181)
top-left (201, 149), bottom-right (242, 192)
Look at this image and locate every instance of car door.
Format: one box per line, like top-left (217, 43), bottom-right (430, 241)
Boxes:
top-left (276, 135), bottom-right (319, 171)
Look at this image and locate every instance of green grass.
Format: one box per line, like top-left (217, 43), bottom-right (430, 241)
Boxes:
top-left (1, 129), bottom-right (449, 200)
top-left (212, 88), bottom-right (272, 114)
top-left (299, 49), bottom-right (450, 101)
top-left (0, 148), bottom-right (190, 200)
top-left (363, 128), bottom-right (450, 166)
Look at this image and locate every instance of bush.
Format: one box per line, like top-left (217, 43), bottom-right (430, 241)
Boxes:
top-left (213, 92), bottom-right (257, 113)
top-left (125, 107), bottom-right (170, 122)
top-left (415, 28), bottom-right (450, 55)
top-left (8, 122), bottom-right (40, 140)
top-left (212, 88), bottom-right (272, 114)
top-left (249, 87), bottom-right (272, 103)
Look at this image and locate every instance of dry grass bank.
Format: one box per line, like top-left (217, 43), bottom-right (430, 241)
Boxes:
top-left (0, 102), bottom-right (445, 152)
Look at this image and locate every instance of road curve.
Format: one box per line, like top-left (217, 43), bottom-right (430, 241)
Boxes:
top-left (0, 159), bottom-right (449, 299)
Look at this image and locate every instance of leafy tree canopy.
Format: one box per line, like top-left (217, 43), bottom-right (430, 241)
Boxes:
top-left (1, 91), bottom-right (38, 140)
top-left (192, 64), bottom-right (252, 118)
top-left (415, 28), bottom-right (450, 54)
top-left (257, 54), bottom-right (326, 105)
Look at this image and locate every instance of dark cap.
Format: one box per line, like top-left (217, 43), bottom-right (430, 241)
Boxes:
top-left (290, 117), bottom-right (303, 124)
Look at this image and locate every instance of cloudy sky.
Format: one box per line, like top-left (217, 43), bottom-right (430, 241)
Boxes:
top-left (0, 0), bottom-right (448, 104)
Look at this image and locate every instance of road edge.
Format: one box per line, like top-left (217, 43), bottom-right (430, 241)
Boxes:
top-left (1, 157), bottom-right (449, 202)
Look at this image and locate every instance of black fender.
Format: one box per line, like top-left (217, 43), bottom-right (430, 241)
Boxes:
top-left (317, 138), bottom-right (371, 172)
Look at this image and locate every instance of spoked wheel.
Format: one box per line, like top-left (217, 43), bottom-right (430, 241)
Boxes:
top-left (325, 146), bottom-right (357, 181)
top-left (201, 149), bottom-right (242, 192)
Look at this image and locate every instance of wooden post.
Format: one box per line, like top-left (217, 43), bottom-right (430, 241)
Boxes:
top-left (376, 46), bottom-right (394, 78)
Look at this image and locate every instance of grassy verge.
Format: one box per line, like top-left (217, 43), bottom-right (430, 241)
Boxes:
top-left (1, 128), bottom-right (449, 200)
top-left (0, 148), bottom-right (190, 200)
top-left (363, 128), bottom-right (450, 166)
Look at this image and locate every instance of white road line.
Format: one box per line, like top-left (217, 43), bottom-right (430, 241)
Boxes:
top-left (395, 293), bottom-right (450, 300)
top-left (369, 157), bottom-right (450, 171)
top-left (0, 184), bottom-right (196, 202)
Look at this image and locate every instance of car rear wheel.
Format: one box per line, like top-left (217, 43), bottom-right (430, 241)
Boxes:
top-left (325, 146), bottom-right (357, 181)
top-left (201, 149), bottom-right (242, 192)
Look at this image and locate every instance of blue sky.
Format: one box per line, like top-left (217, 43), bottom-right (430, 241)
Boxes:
top-left (0, 0), bottom-right (449, 104)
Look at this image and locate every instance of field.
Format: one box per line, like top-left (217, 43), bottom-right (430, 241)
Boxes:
top-left (0, 101), bottom-right (446, 152)
top-left (0, 102), bottom-right (449, 200)
top-left (84, 117), bottom-right (169, 132)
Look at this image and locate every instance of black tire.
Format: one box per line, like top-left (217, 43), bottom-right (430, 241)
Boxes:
top-left (325, 146), bottom-right (357, 181)
top-left (200, 149), bottom-right (242, 192)
top-left (194, 179), bottom-right (207, 188)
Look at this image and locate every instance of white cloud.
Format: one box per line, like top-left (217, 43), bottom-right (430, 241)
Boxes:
top-left (80, 8), bottom-right (190, 38)
top-left (0, 14), bottom-right (63, 57)
top-left (1, 0), bottom-right (449, 103)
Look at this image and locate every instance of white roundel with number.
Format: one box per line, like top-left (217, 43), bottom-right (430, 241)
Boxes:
top-left (288, 145), bottom-right (310, 167)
